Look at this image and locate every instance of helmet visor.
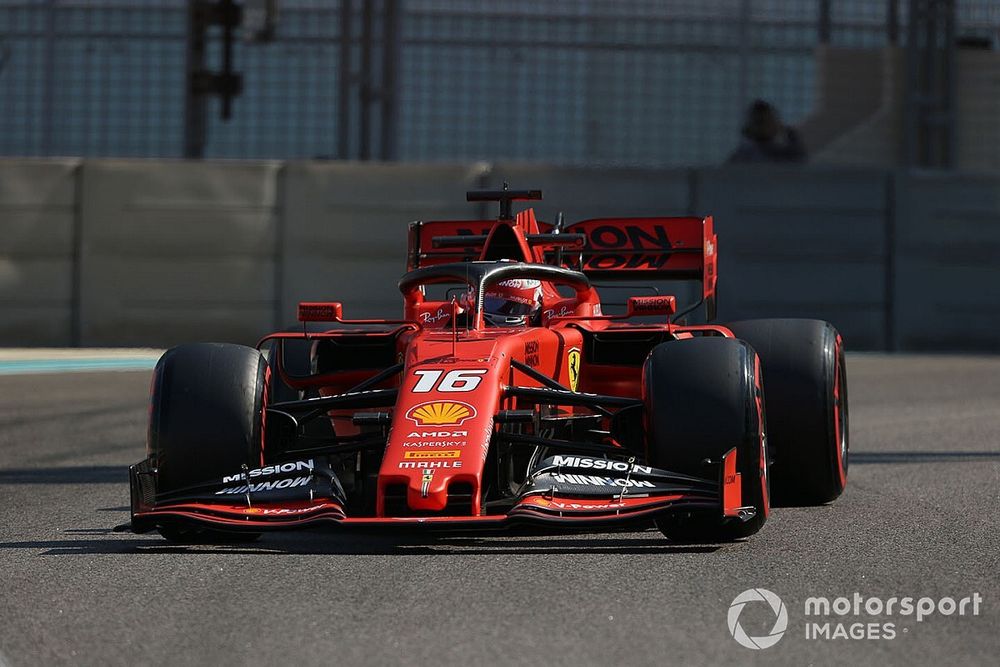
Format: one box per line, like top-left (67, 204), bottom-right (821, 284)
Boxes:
top-left (484, 296), bottom-right (537, 317)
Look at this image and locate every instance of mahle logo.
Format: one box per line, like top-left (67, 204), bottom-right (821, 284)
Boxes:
top-left (728, 588), bottom-right (788, 650)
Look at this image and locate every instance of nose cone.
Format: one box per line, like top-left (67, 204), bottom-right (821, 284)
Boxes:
top-left (377, 337), bottom-right (505, 516)
top-left (381, 394), bottom-right (497, 514)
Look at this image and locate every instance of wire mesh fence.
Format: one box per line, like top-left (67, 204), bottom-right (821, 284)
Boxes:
top-left (0, 0), bottom-right (997, 165)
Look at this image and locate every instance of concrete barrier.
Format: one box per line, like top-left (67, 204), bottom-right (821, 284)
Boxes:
top-left (0, 159), bottom-right (80, 346)
top-left (893, 173), bottom-right (1000, 351)
top-left (696, 166), bottom-right (890, 350)
top-left (279, 161), bottom-right (489, 321)
top-left (78, 160), bottom-right (281, 346)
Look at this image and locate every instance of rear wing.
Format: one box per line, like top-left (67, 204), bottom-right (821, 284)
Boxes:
top-left (407, 214), bottom-right (717, 321)
top-left (560, 216), bottom-right (717, 320)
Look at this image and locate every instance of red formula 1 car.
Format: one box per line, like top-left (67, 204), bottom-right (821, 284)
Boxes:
top-left (127, 188), bottom-right (848, 543)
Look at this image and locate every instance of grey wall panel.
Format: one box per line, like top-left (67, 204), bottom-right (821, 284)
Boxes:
top-left (696, 166), bottom-right (889, 350)
top-left (894, 174), bottom-right (1000, 350)
top-left (0, 159), bottom-right (79, 346)
top-left (279, 162), bottom-right (489, 321)
top-left (79, 160), bottom-right (280, 346)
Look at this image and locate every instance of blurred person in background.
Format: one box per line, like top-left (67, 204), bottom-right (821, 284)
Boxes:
top-left (728, 99), bottom-right (807, 163)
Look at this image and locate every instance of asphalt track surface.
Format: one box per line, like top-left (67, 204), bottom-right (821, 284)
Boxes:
top-left (0, 354), bottom-right (997, 666)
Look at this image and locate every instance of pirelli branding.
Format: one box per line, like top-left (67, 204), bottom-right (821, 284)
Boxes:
top-left (403, 450), bottom-right (461, 460)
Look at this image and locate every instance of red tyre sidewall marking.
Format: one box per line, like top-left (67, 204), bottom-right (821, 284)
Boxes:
top-left (260, 363), bottom-right (270, 467)
top-left (754, 354), bottom-right (770, 518)
top-left (833, 334), bottom-right (847, 488)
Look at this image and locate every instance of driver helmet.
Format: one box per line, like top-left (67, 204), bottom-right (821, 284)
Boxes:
top-left (484, 278), bottom-right (542, 327)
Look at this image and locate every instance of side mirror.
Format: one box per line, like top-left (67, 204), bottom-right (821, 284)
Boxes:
top-left (626, 295), bottom-right (676, 317)
top-left (298, 302), bottom-right (343, 322)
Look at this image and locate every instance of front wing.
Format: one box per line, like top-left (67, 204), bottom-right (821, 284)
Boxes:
top-left (126, 449), bottom-right (749, 534)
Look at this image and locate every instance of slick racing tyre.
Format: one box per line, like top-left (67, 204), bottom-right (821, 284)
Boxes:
top-left (643, 337), bottom-right (769, 542)
top-left (148, 343), bottom-right (270, 543)
top-left (725, 319), bottom-right (848, 505)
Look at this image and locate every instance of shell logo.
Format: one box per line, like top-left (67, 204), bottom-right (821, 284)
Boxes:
top-left (406, 401), bottom-right (476, 426)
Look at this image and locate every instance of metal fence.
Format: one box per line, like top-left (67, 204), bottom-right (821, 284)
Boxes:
top-left (1, 0), bottom-right (997, 165)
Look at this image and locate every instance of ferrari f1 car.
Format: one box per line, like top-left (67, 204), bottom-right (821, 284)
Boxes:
top-left (128, 188), bottom-right (848, 542)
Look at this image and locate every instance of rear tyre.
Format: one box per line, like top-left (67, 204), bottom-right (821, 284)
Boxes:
top-left (725, 319), bottom-right (847, 505)
top-left (643, 337), bottom-right (769, 542)
top-left (149, 343), bottom-right (270, 543)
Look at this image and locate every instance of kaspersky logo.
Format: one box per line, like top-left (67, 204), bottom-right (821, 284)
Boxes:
top-left (406, 401), bottom-right (476, 426)
top-left (728, 588), bottom-right (788, 649)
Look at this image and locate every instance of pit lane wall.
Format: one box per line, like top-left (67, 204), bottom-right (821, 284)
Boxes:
top-left (1, 159), bottom-right (998, 351)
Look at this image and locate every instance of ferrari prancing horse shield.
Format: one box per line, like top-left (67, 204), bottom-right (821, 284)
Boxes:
top-left (568, 348), bottom-right (581, 392)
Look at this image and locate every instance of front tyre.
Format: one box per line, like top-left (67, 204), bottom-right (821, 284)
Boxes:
top-left (148, 342), bottom-right (270, 543)
top-left (643, 337), bottom-right (769, 542)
